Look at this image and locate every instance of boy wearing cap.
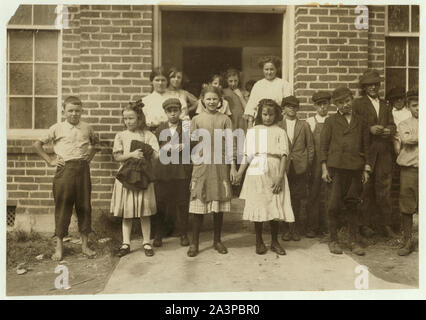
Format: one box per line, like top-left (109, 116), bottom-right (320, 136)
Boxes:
top-left (321, 87), bottom-right (371, 255)
top-left (305, 91), bottom-right (331, 238)
top-left (396, 89), bottom-right (418, 256)
top-left (279, 95), bottom-right (314, 241)
top-left (153, 98), bottom-right (192, 247)
top-left (353, 70), bottom-right (397, 239)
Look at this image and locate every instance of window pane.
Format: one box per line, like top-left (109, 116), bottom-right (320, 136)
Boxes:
top-left (408, 68), bottom-right (418, 90)
top-left (9, 98), bottom-right (32, 129)
top-left (386, 38), bottom-right (406, 66)
top-left (386, 68), bottom-right (406, 92)
top-left (10, 63), bottom-right (33, 95)
top-left (8, 5), bottom-right (32, 25)
top-left (33, 5), bottom-right (57, 25)
top-left (35, 64), bottom-right (57, 95)
top-left (9, 30), bottom-right (33, 62)
top-left (35, 98), bottom-right (57, 128)
top-left (388, 6), bottom-right (409, 32)
top-left (411, 5), bottom-right (419, 33)
top-left (408, 37), bottom-right (419, 66)
top-left (35, 31), bottom-right (58, 61)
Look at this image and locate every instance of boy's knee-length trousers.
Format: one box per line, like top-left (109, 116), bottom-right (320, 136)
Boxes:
top-left (52, 160), bottom-right (92, 238)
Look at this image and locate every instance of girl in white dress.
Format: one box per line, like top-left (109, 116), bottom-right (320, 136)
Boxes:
top-left (236, 99), bottom-right (294, 255)
top-left (111, 101), bottom-right (160, 257)
top-left (244, 56), bottom-right (292, 128)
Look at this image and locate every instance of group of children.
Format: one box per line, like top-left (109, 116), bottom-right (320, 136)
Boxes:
top-left (33, 58), bottom-right (419, 261)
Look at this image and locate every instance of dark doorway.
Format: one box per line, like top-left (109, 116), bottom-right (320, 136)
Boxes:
top-left (183, 46), bottom-right (242, 97)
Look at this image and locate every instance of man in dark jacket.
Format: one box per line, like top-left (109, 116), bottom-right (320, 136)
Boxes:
top-left (352, 70), bottom-right (398, 239)
top-left (321, 87), bottom-right (371, 255)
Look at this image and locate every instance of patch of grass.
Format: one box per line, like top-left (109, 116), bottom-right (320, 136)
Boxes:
top-left (7, 231), bottom-right (54, 268)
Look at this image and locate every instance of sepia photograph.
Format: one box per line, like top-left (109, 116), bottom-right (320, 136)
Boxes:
top-left (1, 0), bottom-right (422, 300)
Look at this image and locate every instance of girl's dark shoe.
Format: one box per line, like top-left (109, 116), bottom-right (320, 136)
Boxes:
top-left (187, 244), bottom-right (199, 257)
top-left (214, 242), bottom-right (228, 254)
top-left (143, 244), bottom-right (154, 257)
top-left (256, 242), bottom-right (267, 255)
top-left (116, 244), bottom-right (130, 257)
top-left (292, 230), bottom-right (301, 241)
top-left (270, 242), bottom-right (286, 255)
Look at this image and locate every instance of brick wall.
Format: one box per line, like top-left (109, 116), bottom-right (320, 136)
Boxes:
top-left (294, 5), bottom-right (370, 118)
top-left (7, 4), bottom-right (154, 219)
top-left (367, 5), bottom-right (386, 97)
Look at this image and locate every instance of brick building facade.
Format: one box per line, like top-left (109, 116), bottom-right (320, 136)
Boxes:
top-left (5, 4), bottom-right (419, 231)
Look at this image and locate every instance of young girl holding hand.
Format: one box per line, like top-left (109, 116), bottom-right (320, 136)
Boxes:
top-left (235, 99), bottom-right (294, 255)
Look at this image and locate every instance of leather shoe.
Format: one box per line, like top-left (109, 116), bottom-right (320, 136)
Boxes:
top-left (214, 242), bottom-right (228, 254)
top-left (306, 230), bottom-right (316, 238)
top-left (180, 235), bottom-right (190, 247)
top-left (281, 231), bottom-right (291, 241)
top-left (116, 244), bottom-right (130, 257)
top-left (143, 244), bottom-right (154, 257)
top-left (292, 230), bottom-right (301, 241)
top-left (256, 242), bottom-right (267, 255)
top-left (350, 242), bottom-right (366, 256)
top-left (270, 242), bottom-right (286, 255)
top-left (397, 239), bottom-right (414, 256)
top-left (187, 244), bottom-right (199, 257)
top-left (328, 241), bottom-right (343, 254)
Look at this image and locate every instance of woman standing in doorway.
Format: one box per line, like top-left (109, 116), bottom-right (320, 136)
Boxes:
top-left (167, 67), bottom-right (198, 118)
top-left (142, 67), bottom-right (188, 133)
top-left (244, 56), bottom-right (292, 128)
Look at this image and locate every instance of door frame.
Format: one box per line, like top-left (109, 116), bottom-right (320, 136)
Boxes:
top-left (153, 5), bottom-right (295, 91)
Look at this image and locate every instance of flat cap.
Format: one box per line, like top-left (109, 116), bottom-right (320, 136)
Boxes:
top-left (406, 88), bottom-right (418, 100)
top-left (332, 87), bottom-right (353, 101)
top-left (281, 95), bottom-right (300, 108)
top-left (386, 87), bottom-right (406, 101)
top-left (359, 70), bottom-right (382, 85)
top-left (162, 98), bottom-right (182, 110)
top-left (312, 91), bottom-right (331, 103)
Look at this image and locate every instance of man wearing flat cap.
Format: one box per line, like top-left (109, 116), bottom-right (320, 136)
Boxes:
top-left (353, 70), bottom-right (397, 239)
top-left (305, 91), bottom-right (331, 238)
top-left (320, 86), bottom-right (371, 255)
top-left (279, 95), bottom-right (314, 241)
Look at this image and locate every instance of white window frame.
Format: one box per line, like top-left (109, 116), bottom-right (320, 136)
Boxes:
top-left (384, 5), bottom-right (419, 93)
top-left (7, 5), bottom-right (62, 139)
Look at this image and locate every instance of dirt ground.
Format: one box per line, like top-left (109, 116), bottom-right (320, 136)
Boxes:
top-left (6, 231), bottom-right (121, 296)
top-left (6, 208), bottom-right (419, 296)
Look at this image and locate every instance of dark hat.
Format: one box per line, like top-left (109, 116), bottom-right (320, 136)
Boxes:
top-left (312, 91), bottom-right (331, 103)
top-left (162, 98), bottom-right (182, 110)
top-left (386, 87), bottom-right (406, 101)
top-left (406, 88), bottom-right (418, 100)
top-left (359, 70), bottom-right (382, 85)
top-left (281, 95), bottom-right (300, 108)
top-left (332, 87), bottom-right (353, 101)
